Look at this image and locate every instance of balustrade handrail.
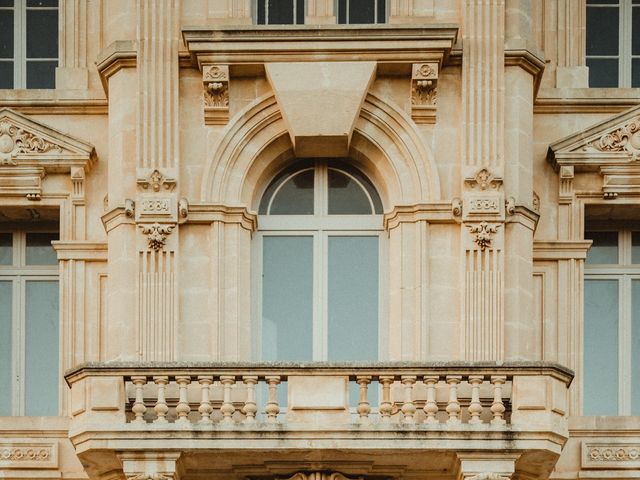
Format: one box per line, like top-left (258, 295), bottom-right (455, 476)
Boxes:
top-left (65, 361), bottom-right (574, 386)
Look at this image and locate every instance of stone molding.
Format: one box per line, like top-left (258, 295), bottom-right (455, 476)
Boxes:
top-left (582, 442), bottom-right (640, 469)
top-left (0, 442), bottom-right (58, 469)
top-left (52, 241), bottom-right (108, 261)
top-left (95, 40), bottom-right (138, 95)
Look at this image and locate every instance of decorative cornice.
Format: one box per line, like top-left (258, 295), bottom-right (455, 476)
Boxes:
top-left (95, 40), bottom-right (138, 95)
top-left (504, 46), bottom-right (546, 98)
top-left (101, 207), bottom-right (135, 233)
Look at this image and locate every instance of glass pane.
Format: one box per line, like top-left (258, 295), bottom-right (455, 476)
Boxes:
top-left (27, 0), bottom-right (58, 6)
top-left (328, 169), bottom-right (373, 214)
top-left (587, 58), bottom-right (619, 87)
top-left (26, 10), bottom-right (58, 58)
top-left (0, 281), bottom-right (12, 415)
top-left (25, 280), bottom-right (59, 416)
top-left (26, 60), bottom-right (57, 88)
top-left (338, 0), bottom-right (347, 23)
top-left (267, 170), bottom-right (314, 215)
top-left (349, 0), bottom-right (376, 24)
top-left (296, 0), bottom-right (304, 24)
top-left (26, 232), bottom-right (58, 265)
top-left (584, 279), bottom-right (619, 415)
top-left (377, 0), bottom-right (385, 23)
top-left (633, 232), bottom-right (640, 263)
top-left (586, 7), bottom-right (619, 55)
top-left (0, 61), bottom-right (13, 88)
top-left (257, 0), bottom-right (266, 24)
top-left (0, 10), bottom-right (13, 58)
top-left (633, 58), bottom-right (640, 88)
top-left (587, 0), bottom-right (620, 4)
top-left (0, 1), bottom-right (14, 6)
top-left (0, 233), bottom-right (11, 265)
top-left (267, 0), bottom-right (294, 24)
top-left (634, 7), bottom-right (640, 54)
top-left (585, 231), bottom-right (618, 264)
top-left (262, 236), bottom-right (313, 361)
top-left (328, 236), bottom-right (378, 360)
top-left (633, 280), bottom-right (640, 415)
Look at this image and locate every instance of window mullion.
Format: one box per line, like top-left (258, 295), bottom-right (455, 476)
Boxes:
top-left (621, 0), bottom-right (632, 87)
top-left (313, 231), bottom-right (326, 360)
top-left (620, 275), bottom-right (632, 415)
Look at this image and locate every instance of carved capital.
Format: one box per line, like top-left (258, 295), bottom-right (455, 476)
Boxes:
top-left (467, 222), bottom-right (500, 251)
top-left (139, 223), bottom-right (175, 251)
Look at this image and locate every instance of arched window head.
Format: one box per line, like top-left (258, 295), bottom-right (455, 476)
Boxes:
top-left (259, 160), bottom-right (383, 215)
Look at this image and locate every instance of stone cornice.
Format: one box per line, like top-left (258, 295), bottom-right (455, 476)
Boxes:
top-left (182, 25), bottom-right (459, 73)
top-left (533, 240), bottom-right (593, 260)
top-left (186, 203), bottom-right (257, 231)
top-left (383, 202), bottom-right (456, 230)
top-left (506, 205), bottom-right (540, 232)
top-left (101, 207), bottom-right (135, 234)
top-left (95, 40), bottom-right (138, 95)
top-left (52, 241), bottom-right (108, 261)
top-left (504, 47), bottom-right (545, 97)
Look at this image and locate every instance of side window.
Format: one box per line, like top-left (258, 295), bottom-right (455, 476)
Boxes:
top-left (0, 230), bottom-right (59, 416)
top-left (586, 0), bottom-right (640, 87)
top-left (0, 0), bottom-right (58, 89)
top-left (255, 0), bottom-right (304, 25)
top-left (584, 229), bottom-right (640, 415)
top-left (337, 0), bottom-right (386, 24)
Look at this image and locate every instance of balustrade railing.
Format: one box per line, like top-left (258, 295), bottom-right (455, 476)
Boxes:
top-left (64, 362), bottom-right (573, 429)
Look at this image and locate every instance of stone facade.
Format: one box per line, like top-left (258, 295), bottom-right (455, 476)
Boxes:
top-left (0, 1), bottom-right (638, 480)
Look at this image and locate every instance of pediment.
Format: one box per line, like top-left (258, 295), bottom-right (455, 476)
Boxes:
top-left (548, 104), bottom-right (640, 171)
top-left (0, 108), bottom-right (96, 172)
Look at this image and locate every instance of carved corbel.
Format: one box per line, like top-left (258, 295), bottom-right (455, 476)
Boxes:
top-left (203, 64), bottom-right (229, 125)
top-left (411, 62), bottom-right (438, 124)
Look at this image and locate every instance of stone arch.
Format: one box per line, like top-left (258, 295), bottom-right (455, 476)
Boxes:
top-left (200, 92), bottom-right (440, 209)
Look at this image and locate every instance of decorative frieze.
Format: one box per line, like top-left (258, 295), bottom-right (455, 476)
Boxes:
top-left (203, 64), bottom-right (230, 125)
top-left (0, 442), bottom-right (58, 469)
top-left (582, 443), bottom-right (640, 469)
top-left (411, 62), bottom-right (438, 124)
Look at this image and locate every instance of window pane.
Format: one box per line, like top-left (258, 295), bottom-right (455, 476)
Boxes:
top-left (262, 236), bottom-right (313, 361)
top-left (0, 10), bottom-right (13, 58)
top-left (585, 231), bottom-right (618, 264)
top-left (27, 0), bottom-right (58, 6)
top-left (25, 280), bottom-right (58, 416)
top-left (342, 0), bottom-right (376, 24)
top-left (328, 169), bottom-right (373, 214)
top-left (26, 60), bottom-right (57, 88)
top-left (587, 58), bottom-right (619, 87)
top-left (633, 58), bottom-right (640, 88)
top-left (26, 10), bottom-right (58, 58)
top-left (0, 281), bottom-right (12, 415)
top-left (257, 0), bottom-right (266, 24)
top-left (328, 236), bottom-right (378, 361)
top-left (586, 7), bottom-right (619, 55)
top-left (633, 280), bottom-right (640, 415)
top-left (267, 170), bottom-right (314, 215)
top-left (296, 0), bottom-right (304, 24)
top-left (0, 233), bottom-right (11, 265)
top-left (338, 0), bottom-right (347, 23)
top-left (0, 0), bottom-right (14, 6)
top-left (584, 279), bottom-right (619, 415)
top-left (266, 0), bottom-right (294, 24)
top-left (587, 0), bottom-right (620, 4)
top-left (0, 61), bottom-right (13, 88)
top-left (26, 232), bottom-right (58, 265)
top-left (633, 7), bottom-right (640, 54)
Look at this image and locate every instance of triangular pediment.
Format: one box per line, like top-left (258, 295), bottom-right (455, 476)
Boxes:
top-left (0, 108), bottom-right (96, 171)
top-left (548, 104), bottom-right (640, 171)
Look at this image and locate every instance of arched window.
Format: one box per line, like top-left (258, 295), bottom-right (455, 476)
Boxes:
top-left (255, 159), bottom-right (383, 361)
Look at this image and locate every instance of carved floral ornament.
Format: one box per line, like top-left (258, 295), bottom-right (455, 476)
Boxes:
top-left (468, 221), bottom-right (500, 251)
top-left (588, 445), bottom-right (640, 462)
top-left (411, 62), bottom-right (438, 107)
top-left (137, 169), bottom-right (176, 192)
top-left (590, 117), bottom-right (640, 160)
top-left (0, 446), bottom-right (50, 462)
top-left (203, 64), bottom-right (230, 109)
top-left (0, 119), bottom-right (62, 165)
top-left (139, 223), bottom-right (175, 251)
top-left (465, 168), bottom-right (502, 191)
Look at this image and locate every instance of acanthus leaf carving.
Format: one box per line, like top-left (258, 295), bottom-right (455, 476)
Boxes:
top-left (139, 223), bottom-right (175, 251)
top-left (468, 221), bottom-right (500, 251)
top-left (0, 119), bottom-right (63, 164)
top-left (202, 65), bottom-right (230, 124)
top-left (411, 62), bottom-right (438, 107)
top-left (590, 117), bottom-right (640, 160)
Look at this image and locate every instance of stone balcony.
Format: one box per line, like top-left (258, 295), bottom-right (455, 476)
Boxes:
top-left (64, 362), bottom-right (573, 480)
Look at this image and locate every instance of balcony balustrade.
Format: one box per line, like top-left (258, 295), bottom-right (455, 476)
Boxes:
top-left (64, 362), bottom-right (573, 480)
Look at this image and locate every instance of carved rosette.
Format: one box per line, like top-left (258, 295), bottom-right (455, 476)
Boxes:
top-left (203, 64), bottom-right (230, 125)
top-left (0, 119), bottom-right (63, 165)
top-left (590, 117), bottom-right (640, 160)
top-left (411, 62), bottom-right (438, 124)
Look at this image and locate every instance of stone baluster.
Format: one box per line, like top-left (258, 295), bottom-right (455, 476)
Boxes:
top-left (175, 376), bottom-right (191, 424)
top-left (265, 375), bottom-right (281, 423)
top-left (197, 376), bottom-right (214, 424)
top-left (423, 375), bottom-right (439, 424)
top-left (131, 376), bottom-right (147, 424)
top-left (242, 375), bottom-right (258, 423)
top-left (379, 375), bottom-right (394, 422)
top-left (356, 376), bottom-right (372, 423)
top-left (153, 376), bottom-right (170, 424)
top-left (401, 375), bottom-right (417, 424)
top-left (445, 375), bottom-right (462, 425)
top-left (220, 375), bottom-right (236, 424)
top-left (468, 375), bottom-right (484, 425)
top-left (490, 375), bottom-right (507, 425)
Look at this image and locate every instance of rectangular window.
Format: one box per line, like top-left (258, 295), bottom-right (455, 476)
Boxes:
top-left (584, 229), bottom-right (640, 415)
top-left (256, 0), bottom-right (304, 25)
top-left (586, 0), bottom-right (640, 87)
top-left (337, 0), bottom-right (386, 24)
top-left (0, 0), bottom-right (58, 89)
top-left (0, 230), bottom-right (59, 416)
